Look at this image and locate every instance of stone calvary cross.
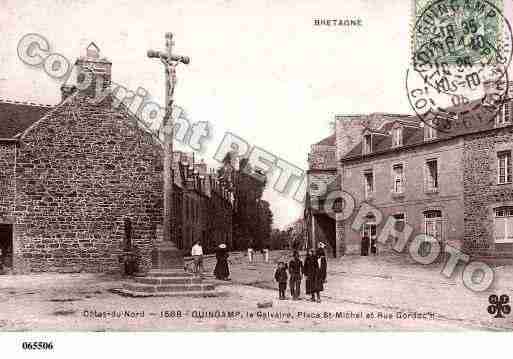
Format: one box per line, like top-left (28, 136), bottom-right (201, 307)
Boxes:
top-left (147, 33), bottom-right (190, 268)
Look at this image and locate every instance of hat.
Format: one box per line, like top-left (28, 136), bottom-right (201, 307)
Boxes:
top-left (219, 243), bottom-right (226, 249)
top-left (319, 242), bottom-right (326, 248)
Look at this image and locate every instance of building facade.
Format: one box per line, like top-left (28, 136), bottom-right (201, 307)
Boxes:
top-left (305, 134), bottom-right (337, 256)
top-left (306, 92), bottom-right (513, 260)
top-left (0, 43), bottom-right (234, 273)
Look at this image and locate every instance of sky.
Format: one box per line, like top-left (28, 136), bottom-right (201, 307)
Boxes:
top-left (1, 0), bottom-right (512, 228)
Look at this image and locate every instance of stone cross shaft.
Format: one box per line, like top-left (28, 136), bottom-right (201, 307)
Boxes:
top-left (147, 32), bottom-right (190, 244)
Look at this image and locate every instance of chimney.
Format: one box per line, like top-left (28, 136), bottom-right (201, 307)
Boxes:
top-left (75, 42), bottom-right (112, 98)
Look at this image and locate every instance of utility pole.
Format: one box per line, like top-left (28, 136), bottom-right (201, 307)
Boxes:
top-left (147, 33), bottom-right (190, 244)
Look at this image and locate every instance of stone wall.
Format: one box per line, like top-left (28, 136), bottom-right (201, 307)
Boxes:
top-left (13, 96), bottom-right (163, 273)
top-left (463, 126), bottom-right (513, 258)
top-left (308, 144), bottom-right (336, 170)
top-left (0, 142), bottom-right (16, 219)
top-left (340, 137), bottom-right (465, 255)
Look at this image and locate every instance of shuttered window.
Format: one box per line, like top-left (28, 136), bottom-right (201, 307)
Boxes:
top-left (392, 164), bottom-right (404, 194)
top-left (424, 210), bottom-right (442, 241)
top-left (497, 151), bottom-right (512, 184)
top-left (494, 207), bottom-right (513, 243)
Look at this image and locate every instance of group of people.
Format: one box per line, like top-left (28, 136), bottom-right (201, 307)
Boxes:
top-left (274, 243), bottom-right (327, 302)
top-left (190, 240), bottom-right (231, 281)
top-left (191, 240), bottom-right (328, 303)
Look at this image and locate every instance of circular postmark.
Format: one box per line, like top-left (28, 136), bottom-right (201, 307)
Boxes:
top-left (407, 0), bottom-right (512, 133)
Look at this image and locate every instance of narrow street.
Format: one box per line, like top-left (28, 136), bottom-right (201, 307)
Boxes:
top-left (1, 251), bottom-right (512, 331)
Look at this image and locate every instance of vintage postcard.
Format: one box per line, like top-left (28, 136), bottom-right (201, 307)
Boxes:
top-left (1, 0), bottom-right (513, 347)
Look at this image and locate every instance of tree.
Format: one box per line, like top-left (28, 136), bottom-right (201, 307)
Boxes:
top-left (256, 200), bottom-right (273, 249)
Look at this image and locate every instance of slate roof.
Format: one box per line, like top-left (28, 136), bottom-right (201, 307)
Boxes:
top-left (315, 134), bottom-right (336, 146)
top-left (0, 99), bottom-right (52, 138)
top-left (342, 100), bottom-right (511, 161)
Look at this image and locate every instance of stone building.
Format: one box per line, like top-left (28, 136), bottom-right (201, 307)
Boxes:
top-left (0, 44), bottom-right (233, 273)
top-left (174, 153), bottom-right (233, 253)
top-left (305, 134), bottom-right (337, 256)
top-left (207, 174), bottom-right (234, 252)
top-left (307, 91), bottom-right (513, 260)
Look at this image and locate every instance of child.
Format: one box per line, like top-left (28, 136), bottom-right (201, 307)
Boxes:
top-left (274, 261), bottom-right (288, 300)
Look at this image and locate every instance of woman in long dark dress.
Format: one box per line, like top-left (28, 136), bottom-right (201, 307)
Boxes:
top-left (316, 245), bottom-right (328, 298)
top-left (304, 249), bottom-right (320, 302)
top-left (214, 244), bottom-right (230, 280)
top-left (361, 234), bottom-right (370, 256)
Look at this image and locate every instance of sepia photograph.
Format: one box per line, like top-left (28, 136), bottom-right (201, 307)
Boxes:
top-left (1, 1), bottom-right (513, 354)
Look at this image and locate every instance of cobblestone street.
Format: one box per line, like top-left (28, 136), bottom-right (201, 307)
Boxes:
top-left (1, 251), bottom-right (512, 331)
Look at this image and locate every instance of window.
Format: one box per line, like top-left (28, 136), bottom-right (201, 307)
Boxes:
top-left (364, 170), bottom-right (374, 199)
top-left (392, 127), bottom-right (403, 147)
top-left (425, 159), bottom-right (438, 191)
top-left (363, 134), bottom-right (372, 154)
top-left (424, 210), bottom-right (442, 241)
top-left (494, 207), bottom-right (513, 243)
top-left (498, 151), bottom-right (512, 184)
top-left (362, 214), bottom-right (378, 255)
top-left (392, 213), bottom-right (405, 231)
top-left (424, 120), bottom-right (437, 140)
top-left (392, 164), bottom-right (404, 194)
top-left (362, 215), bottom-right (377, 238)
top-left (497, 104), bottom-right (511, 126)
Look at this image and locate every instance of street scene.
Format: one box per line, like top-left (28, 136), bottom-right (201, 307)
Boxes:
top-left (1, 251), bottom-right (512, 331)
top-left (1, 0), bottom-right (513, 337)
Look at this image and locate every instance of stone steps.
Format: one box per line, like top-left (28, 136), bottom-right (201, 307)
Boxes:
top-left (114, 269), bottom-right (225, 298)
top-left (112, 288), bottom-right (227, 298)
top-left (122, 282), bottom-right (215, 293)
top-left (133, 276), bottom-right (203, 285)
top-left (145, 270), bottom-right (194, 278)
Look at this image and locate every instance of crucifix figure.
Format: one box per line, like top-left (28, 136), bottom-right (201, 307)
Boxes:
top-left (147, 33), bottom-right (190, 244)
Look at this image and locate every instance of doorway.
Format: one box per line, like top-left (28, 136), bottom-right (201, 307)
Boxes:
top-left (0, 224), bottom-right (13, 270)
top-left (315, 214), bottom-right (337, 257)
top-left (362, 214), bottom-right (377, 256)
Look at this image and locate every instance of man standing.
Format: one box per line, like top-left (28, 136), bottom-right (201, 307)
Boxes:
top-left (263, 247), bottom-right (270, 263)
top-left (191, 240), bottom-right (204, 276)
top-left (247, 239), bottom-right (254, 263)
top-left (288, 251), bottom-right (303, 300)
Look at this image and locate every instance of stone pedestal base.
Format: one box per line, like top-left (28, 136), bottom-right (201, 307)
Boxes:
top-left (151, 241), bottom-right (184, 270)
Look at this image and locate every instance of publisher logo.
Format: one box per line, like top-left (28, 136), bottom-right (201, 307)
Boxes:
top-left (487, 294), bottom-right (511, 318)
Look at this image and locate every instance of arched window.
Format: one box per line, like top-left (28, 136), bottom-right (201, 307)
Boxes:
top-left (424, 210), bottom-right (442, 240)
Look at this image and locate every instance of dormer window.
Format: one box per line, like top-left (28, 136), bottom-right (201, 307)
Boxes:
top-left (424, 120), bottom-right (437, 140)
top-left (363, 134), bottom-right (372, 154)
top-left (392, 127), bottom-right (403, 147)
top-left (496, 103), bottom-right (512, 127)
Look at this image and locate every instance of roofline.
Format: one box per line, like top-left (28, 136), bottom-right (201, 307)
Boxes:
top-left (0, 138), bottom-right (19, 143)
top-left (0, 98), bottom-right (53, 108)
top-left (363, 130), bottom-right (389, 136)
top-left (334, 113), bottom-right (415, 119)
top-left (75, 57), bottom-right (112, 65)
top-left (18, 93), bottom-right (77, 140)
top-left (340, 124), bottom-right (510, 163)
top-left (306, 168), bottom-right (337, 174)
